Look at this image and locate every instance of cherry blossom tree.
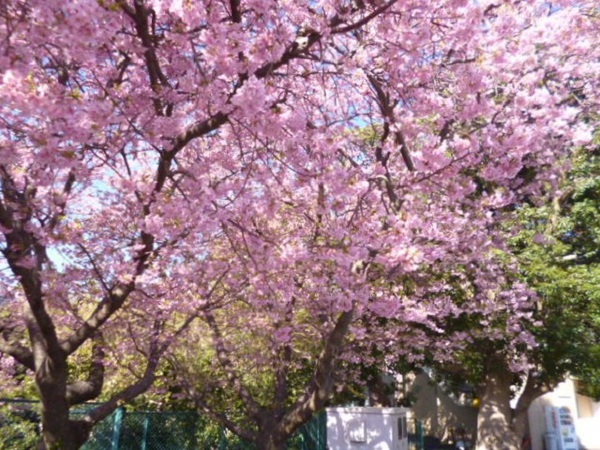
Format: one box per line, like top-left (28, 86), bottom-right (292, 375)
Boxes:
top-left (0, 0), bottom-right (598, 448)
top-left (404, 143), bottom-right (599, 449)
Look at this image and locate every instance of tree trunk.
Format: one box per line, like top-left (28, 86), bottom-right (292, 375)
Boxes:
top-left (475, 362), bottom-right (520, 450)
top-left (34, 352), bottom-right (91, 450)
top-left (512, 370), bottom-right (551, 448)
top-left (254, 414), bottom-right (287, 450)
top-left (256, 433), bottom-right (288, 450)
top-left (512, 409), bottom-right (528, 449)
top-left (368, 373), bottom-right (393, 407)
top-left (29, 323), bottom-right (91, 450)
top-left (37, 419), bottom-right (91, 450)
top-left (466, 362), bottom-right (550, 450)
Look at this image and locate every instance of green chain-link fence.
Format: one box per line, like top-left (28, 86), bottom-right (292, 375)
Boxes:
top-left (1, 399), bottom-right (423, 450)
top-left (74, 408), bottom-right (203, 450)
top-left (76, 407), bottom-right (326, 450)
top-left (0, 399), bottom-right (329, 450)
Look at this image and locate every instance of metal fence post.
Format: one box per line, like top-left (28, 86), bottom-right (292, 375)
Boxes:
top-left (111, 407), bottom-right (125, 450)
top-left (416, 419), bottom-right (424, 450)
top-left (218, 427), bottom-right (227, 450)
top-left (141, 413), bottom-right (150, 450)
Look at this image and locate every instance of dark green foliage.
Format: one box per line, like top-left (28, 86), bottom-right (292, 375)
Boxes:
top-left (411, 143), bottom-right (600, 402)
top-left (513, 145), bottom-right (600, 397)
top-left (0, 401), bottom-right (40, 450)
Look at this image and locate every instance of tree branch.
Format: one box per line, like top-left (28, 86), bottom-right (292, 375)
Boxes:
top-left (0, 326), bottom-right (35, 370)
top-left (84, 321), bottom-right (162, 425)
top-left (203, 308), bottom-right (264, 422)
top-left (66, 334), bottom-right (105, 406)
top-left (367, 74), bottom-right (415, 173)
top-left (60, 283), bottom-right (134, 355)
top-left (331, 0), bottom-right (399, 34)
top-left (175, 370), bottom-right (257, 443)
top-left (280, 308), bottom-right (354, 436)
top-left (230, 0), bottom-right (242, 23)
top-left (47, 171), bottom-right (75, 231)
top-left (514, 370), bottom-right (551, 416)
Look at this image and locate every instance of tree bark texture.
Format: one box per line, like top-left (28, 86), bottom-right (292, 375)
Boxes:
top-left (475, 362), bottom-right (552, 450)
top-left (475, 361), bottom-right (521, 450)
top-left (256, 432), bottom-right (288, 450)
top-left (34, 350), bottom-right (91, 449)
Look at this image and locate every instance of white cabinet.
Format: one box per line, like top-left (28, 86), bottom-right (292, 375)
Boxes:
top-left (326, 407), bottom-right (409, 450)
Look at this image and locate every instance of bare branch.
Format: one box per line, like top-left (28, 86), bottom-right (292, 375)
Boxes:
top-left (173, 364), bottom-right (257, 442)
top-left (332, 0), bottom-right (399, 34)
top-left (84, 321), bottom-right (162, 425)
top-left (203, 308), bottom-right (265, 422)
top-left (230, 0), bottom-right (242, 23)
top-left (367, 74), bottom-right (415, 173)
top-left (47, 171), bottom-right (75, 231)
top-left (0, 325), bottom-right (34, 370)
top-left (60, 283), bottom-right (134, 355)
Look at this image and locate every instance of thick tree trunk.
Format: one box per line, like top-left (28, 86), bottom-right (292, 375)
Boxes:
top-left (34, 351), bottom-right (91, 450)
top-left (512, 410), bottom-right (529, 449)
top-left (470, 361), bottom-right (551, 450)
top-left (475, 362), bottom-right (520, 450)
top-left (252, 414), bottom-right (287, 450)
top-left (38, 386), bottom-right (90, 449)
top-left (37, 419), bottom-right (91, 450)
top-left (256, 433), bottom-right (288, 450)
